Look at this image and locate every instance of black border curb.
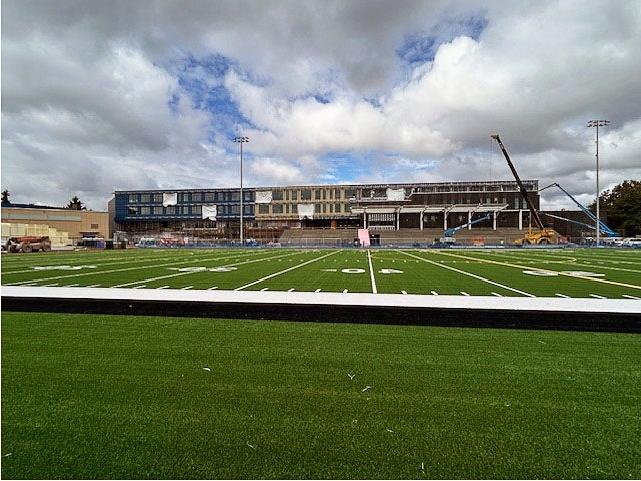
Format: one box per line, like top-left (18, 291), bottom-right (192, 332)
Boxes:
top-left (3, 296), bottom-right (640, 333)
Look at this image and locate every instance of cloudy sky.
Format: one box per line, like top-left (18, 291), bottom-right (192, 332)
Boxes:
top-left (2, 0), bottom-right (640, 210)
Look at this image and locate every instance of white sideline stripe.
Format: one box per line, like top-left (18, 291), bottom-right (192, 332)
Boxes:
top-left (157, 286), bottom-right (170, 289)
top-left (234, 250), bottom-right (340, 291)
top-left (367, 249), bottom-right (378, 294)
top-left (207, 286), bottom-right (218, 290)
top-left (181, 286), bottom-right (193, 290)
top-left (113, 250), bottom-right (305, 288)
top-left (4, 286), bottom-right (639, 314)
top-left (623, 294), bottom-right (640, 300)
top-left (491, 292), bottom-right (503, 297)
top-left (314, 289), bottom-right (321, 293)
top-left (461, 291), bottom-right (470, 296)
top-left (401, 290), bottom-right (408, 295)
top-left (288, 288), bottom-right (295, 292)
top-left (590, 294), bottom-right (606, 299)
top-left (399, 250), bottom-right (535, 298)
top-left (556, 293), bottom-right (570, 298)
top-left (431, 291), bottom-right (439, 296)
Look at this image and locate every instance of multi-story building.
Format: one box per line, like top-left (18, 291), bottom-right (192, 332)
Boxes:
top-left (110, 180), bottom-right (544, 239)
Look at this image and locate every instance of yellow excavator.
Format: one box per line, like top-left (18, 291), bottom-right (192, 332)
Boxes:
top-left (491, 134), bottom-right (556, 245)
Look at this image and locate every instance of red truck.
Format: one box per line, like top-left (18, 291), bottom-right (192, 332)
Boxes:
top-left (4, 236), bottom-right (52, 253)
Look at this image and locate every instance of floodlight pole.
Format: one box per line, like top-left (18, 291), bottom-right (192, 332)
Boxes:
top-left (234, 136), bottom-right (249, 245)
top-left (587, 120), bottom-right (609, 247)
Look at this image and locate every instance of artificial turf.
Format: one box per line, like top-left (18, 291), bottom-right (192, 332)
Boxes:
top-left (2, 247), bottom-right (641, 298)
top-left (2, 312), bottom-right (640, 479)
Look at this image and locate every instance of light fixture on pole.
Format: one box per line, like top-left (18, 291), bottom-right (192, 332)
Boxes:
top-left (587, 120), bottom-right (609, 247)
top-left (233, 136), bottom-right (249, 246)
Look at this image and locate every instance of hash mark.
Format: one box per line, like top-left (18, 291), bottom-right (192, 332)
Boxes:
top-left (207, 286), bottom-right (218, 290)
top-left (623, 294), bottom-right (640, 300)
top-left (260, 288), bottom-right (269, 291)
top-left (491, 292), bottom-right (502, 297)
top-left (133, 285), bottom-right (146, 289)
top-left (430, 291), bottom-right (438, 295)
top-left (589, 294), bottom-right (606, 299)
top-left (314, 288), bottom-right (321, 292)
top-left (460, 291), bottom-right (470, 296)
top-left (287, 288), bottom-right (295, 292)
top-left (401, 290), bottom-right (408, 295)
top-left (157, 286), bottom-right (170, 289)
top-left (555, 293), bottom-right (569, 298)
top-left (343, 289), bottom-right (348, 293)
top-left (181, 286), bottom-right (193, 290)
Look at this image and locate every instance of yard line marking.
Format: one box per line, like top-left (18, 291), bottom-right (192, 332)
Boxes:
top-left (42, 283), bottom-right (59, 287)
top-left (112, 250), bottom-right (306, 288)
top-left (401, 290), bottom-right (408, 295)
top-left (133, 285), bottom-right (146, 289)
top-left (260, 288), bottom-right (269, 291)
top-left (431, 291), bottom-right (439, 295)
top-left (64, 284), bottom-right (79, 287)
top-left (343, 289), bottom-right (348, 293)
top-left (623, 294), bottom-right (640, 299)
top-left (287, 288), bottom-right (295, 292)
top-left (3, 249), bottom-right (271, 286)
top-left (367, 249), bottom-right (378, 294)
top-left (314, 288), bottom-right (321, 293)
top-left (86, 284), bottom-right (101, 288)
top-left (491, 292), bottom-right (503, 297)
top-left (589, 294), bottom-right (606, 299)
top-left (234, 250), bottom-right (340, 291)
top-left (555, 293), bottom-right (570, 298)
top-left (461, 291), bottom-right (470, 296)
top-left (398, 250), bottom-right (535, 297)
top-left (181, 286), bottom-right (193, 290)
top-left (207, 286), bottom-right (219, 290)
top-left (157, 286), bottom-right (170, 289)
top-left (433, 250), bottom-right (641, 291)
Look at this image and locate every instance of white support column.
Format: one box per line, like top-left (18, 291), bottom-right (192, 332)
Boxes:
top-left (468, 210), bottom-right (472, 230)
top-left (518, 209), bottom-right (523, 230)
top-left (396, 210), bottom-right (400, 230)
top-left (363, 212), bottom-right (367, 229)
top-left (493, 211), bottom-right (497, 230)
top-left (420, 210), bottom-right (424, 230)
top-left (443, 212), bottom-right (447, 230)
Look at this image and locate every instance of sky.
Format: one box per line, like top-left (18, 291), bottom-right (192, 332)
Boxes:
top-left (2, 0), bottom-right (640, 211)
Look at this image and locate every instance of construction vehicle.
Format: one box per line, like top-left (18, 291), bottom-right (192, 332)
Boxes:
top-left (439, 212), bottom-right (493, 244)
top-left (4, 236), bottom-right (52, 253)
top-left (491, 134), bottom-right (556, 245)
top-left (538, 182), bottom-right (619, 236)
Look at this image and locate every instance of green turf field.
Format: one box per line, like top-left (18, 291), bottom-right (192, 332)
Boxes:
top-left (2, 247), bottom-right (641, 298)
top-left (2, 312), bottom-right (640, 479)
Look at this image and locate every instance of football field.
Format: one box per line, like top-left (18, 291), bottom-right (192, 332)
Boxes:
top-left (2, 247), bottom-right (641, 299)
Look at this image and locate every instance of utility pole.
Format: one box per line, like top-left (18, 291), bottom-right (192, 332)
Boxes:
top-left (233, 136), bottom-right (249, 245)
top-left (587, 120), bottom-right (609, 247)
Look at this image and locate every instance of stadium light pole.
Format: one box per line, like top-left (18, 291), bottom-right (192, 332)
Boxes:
top-left (234, 136), bottom-right (249, 245)
top-left (587, 120), bottom-right (609, 247)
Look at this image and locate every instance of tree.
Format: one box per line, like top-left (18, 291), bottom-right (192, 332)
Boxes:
top-left (67, 196), bottom-right (86, 211)
top-left (1, 190), bottom-right (9, 203)
top-left (589, 180), bottom-right (641, 237)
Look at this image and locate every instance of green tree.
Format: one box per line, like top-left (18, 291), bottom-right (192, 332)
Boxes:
top-left (1, 190), bottom-right (10, 203)
top-left (589, 180), bottom-right (641, 236)
top-left (67, 196), bottom-right (86, 211)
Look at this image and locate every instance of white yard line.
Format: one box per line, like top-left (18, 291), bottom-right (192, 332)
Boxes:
top-left (42, 283), bottom-right (59, 287)
top-left (589, 294), bottom-right (606, 299)
top-left (260, 288), bottom-right (269, 291)
top-left (343, 289), bottom-right (348, 293)
top-left (133, 285), bottom-right (146, 289)
top-left (157, 286), bottom-right (170, 289)
top-left (461, 291), bottom-right (470, 296)
top-left (315, 288), bottom-right (321, 293)
top-left (399, 250), bottom-right (535, 298)
top-left (207, 286), bottom-right (219, 290)
top-left (431, 291), bottom-right (439, 296)
top-left (401, 290), bottom-right (408, 295)
top-left (367, 249), bottom-right (378, 294)
top-left (555, 293), bottom-right (570, 298)
top-left (86, 284), bottom-right (101, 288)
top-left (287, 288), bottom-right (295, 292)
top-left (64, 284), bottom-right (80, 287)
top-left (623, 294), bottom-right (640, 300)
top-left (234, 250), bottom-right (340, 291)
top-left (491, 292), bottom-right (503, 297)
top-left (181, 286), bottom-right (193, 290)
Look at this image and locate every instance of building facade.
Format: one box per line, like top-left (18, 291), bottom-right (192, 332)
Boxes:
top-left (111, 180), bottom-right (546, 239)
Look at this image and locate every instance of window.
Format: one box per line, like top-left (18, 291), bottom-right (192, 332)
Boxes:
top-left (329, 204), bottom-right (333, 213)
top-left (315, 189), bottom-right (321, 200)
top-left (192, 205), bottom-right (202, 215)
top-left (178, 193), bottom-right (190, 203)
top-left (259, 205), bottom-right (269, 214)
top-left (291, 190), bottom-right (298, 201)
top-left (202, 192), bottom-right (213, 202)
top-left (344, 203), bottom-right (350, 213)
top-left (291, 204), bottom-right (297, 214)
top-left (335, 203), bottom-right (341, 213)
top-left (301, 189), bottom-right (311, 200)
top-left (244, 191), bottom-right (253, 201)
top-left (244, 205), bottom-right (253, 215)
top-left (192, 192), bottom-right (203, 202)
top-left (272, 190), bottom-right (283, 200)
top-left (285, 204), bottom-right (289, 214)
top-left (335, 189), bottom-right (341, 199)
top-left (230, 205), bottom-right (240, 215)
top-left (231, 192), bottom-right (240, 201)
top-left (140, 194), bottom-right (151, 203)
top-left (153, 194), bottom-right (163, 203)
top-left (128, 194), bottom-right (137, 203)
top-left (345, 189), bottom-right (357, 199)
top-left (165, 206), bottom-right (176, 215)
top-left (285, 191), bottom-right (289, 201)
top-left (322, 190), bottom-right (327, 200)
top-left (152, 206), bottom-right (163, 215)
top-left (181, 206), bottom-right (190, 214)
top-left (128, 206), bottom-right (138, 215)
top-left (272, 204), bottom-right (283, 214)
top-left (315, 203), bottom-right (321, 214)
top-left (140, 207), bottom-right (150, 215)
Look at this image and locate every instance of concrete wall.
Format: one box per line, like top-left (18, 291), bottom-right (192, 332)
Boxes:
top-left (1, 207), bottom-right (110, 241)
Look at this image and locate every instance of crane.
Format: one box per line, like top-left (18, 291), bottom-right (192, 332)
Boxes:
top-left (538, 182), bottom-right (618, 236)
top-left (491, 134), bottom-right (556, 245)
top-left (443, 212), bottom-right (493, 238)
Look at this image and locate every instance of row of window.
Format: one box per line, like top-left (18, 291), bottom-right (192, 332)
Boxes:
top-left (271, 188), bottom-right (358, 201)
top-left (127, 192), bottom-right (253, 204)
top-left (127, 205), bottom-right (254, 216)
top-left (257, 203), bottom-right (350, 215)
